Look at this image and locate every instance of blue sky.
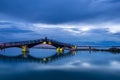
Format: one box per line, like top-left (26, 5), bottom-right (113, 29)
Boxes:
top-left (0, 0), bottom-right (120, 45)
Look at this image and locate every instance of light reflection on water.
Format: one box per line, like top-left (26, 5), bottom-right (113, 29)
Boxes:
top-left (0, 48), bottom-right (120, 80)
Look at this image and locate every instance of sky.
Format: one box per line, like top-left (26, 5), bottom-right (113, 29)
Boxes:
top-left (0, 0), bottom-right (120, 45)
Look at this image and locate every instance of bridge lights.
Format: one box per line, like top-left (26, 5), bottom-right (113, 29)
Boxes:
top-left (48, 42), bottom-right (52, 45)
top-left (42, 41), bottom-right (47, 44)
top-left (59, 48), bottom-right (64, 52)
top-left (56, 47), bottom-right (60, 52)
top-left (56, 47), bottom-right (64, 53)
top-left (43, 58), bottom-right (46, 62)
top-left (21, 45), bottom-right (29, 53)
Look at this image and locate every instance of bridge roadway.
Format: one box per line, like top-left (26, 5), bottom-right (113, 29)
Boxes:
top-left (0, 51), bottom-right (76, 63)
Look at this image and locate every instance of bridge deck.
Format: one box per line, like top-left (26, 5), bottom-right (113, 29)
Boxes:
top-left (0, 38), bottom-right (75, 49)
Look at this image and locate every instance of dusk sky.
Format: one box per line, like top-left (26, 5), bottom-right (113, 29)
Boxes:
top-left (0, 0), bottom-right (120, 45)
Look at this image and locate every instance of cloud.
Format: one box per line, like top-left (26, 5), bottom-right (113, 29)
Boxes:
top-left (0, 20), bottom-right (120, 43)
top-left (0, 0), bottom-right (120, 24)
top-left (0, 0), bottom-right (120, 43)
top-left (103, 0), bottom-right (120, 3)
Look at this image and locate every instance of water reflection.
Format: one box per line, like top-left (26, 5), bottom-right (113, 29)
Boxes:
top-left (1, 48), bottom-right (120, 80)
top-left (0, 49), bottom-right (76, 63)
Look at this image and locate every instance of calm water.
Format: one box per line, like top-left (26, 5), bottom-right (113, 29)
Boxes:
top-left (0, 48), bottom-right (120, 80)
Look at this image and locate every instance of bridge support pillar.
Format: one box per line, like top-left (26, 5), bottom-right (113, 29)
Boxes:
top-left (21, 45), bottom-right (29, 53)
top-left (56, 47), bottom-right (64, 53)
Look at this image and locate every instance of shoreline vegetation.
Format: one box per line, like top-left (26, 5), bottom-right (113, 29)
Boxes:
top-left (94, 47), bottom-right (120, 53)
top-left (76, 47), bottom-right (120, 53)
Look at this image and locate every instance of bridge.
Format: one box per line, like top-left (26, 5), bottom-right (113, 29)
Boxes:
top-left (0, 37), bottom-right (76, 53)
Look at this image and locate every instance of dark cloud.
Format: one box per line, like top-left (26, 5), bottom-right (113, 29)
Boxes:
top-left (112, 32), bottom-right (120, 37)
top-left (103, 0), bottom-right (120, 3)
top-left (87, 28), bottom-right (109, 34)
top-left (0, 27), bottom-right (31, 33)
top-left (0, 21), bottom-right (33, 34)
top-left (0, 22), bottom-right (12, 25)
top-left (0, 0), bottom-right (120, 24)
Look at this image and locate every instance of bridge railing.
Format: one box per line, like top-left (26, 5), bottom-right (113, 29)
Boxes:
top-left (0, 38), bottom-right (75, 48)
top-left (0, 39), bottom-right (43, 47)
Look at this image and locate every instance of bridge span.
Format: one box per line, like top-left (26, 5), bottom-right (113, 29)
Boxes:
top-left (0, 37), bottom-right (76, 53)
